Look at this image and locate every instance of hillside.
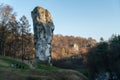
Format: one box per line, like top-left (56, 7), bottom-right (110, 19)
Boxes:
top-left (52, 35), bottom-right (96, 60)
top-left (0, 56), bottom-right (88, 80)
top-left (51, 35), bottom-right (96, 75)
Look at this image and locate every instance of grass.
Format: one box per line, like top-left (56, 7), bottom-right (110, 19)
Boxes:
top-left (0, 69), bottom-right (88, 80)
top-left (0, 56), bottom-right (29, 69)
top-left (35, 64), bottom-right (58, 71)
top-left (0, 56), bottom-right (88, 80)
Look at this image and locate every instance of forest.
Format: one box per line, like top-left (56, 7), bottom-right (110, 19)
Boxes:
top-left (0, 4), bottom-right (120, 80)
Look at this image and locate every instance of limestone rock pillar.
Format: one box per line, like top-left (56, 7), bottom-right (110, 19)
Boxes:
top-left (31, 6), bottom-right (54, 64)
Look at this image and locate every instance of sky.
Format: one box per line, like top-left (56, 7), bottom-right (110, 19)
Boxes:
top-left (0, 0), bottom-right (120, 41)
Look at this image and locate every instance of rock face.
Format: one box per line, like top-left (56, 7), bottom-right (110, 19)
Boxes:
top-left (31, 6), bottom-right (54, 64)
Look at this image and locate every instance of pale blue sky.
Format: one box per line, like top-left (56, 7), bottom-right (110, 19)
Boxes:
top-left (0, 0), bottom-right (120, 41)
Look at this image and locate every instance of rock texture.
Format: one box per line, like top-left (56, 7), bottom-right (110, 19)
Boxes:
top-left (31, 6), bottom-right (54, 64)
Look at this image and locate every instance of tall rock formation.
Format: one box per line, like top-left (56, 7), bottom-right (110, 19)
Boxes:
top-left (31, 6), bottom-right (54, 64)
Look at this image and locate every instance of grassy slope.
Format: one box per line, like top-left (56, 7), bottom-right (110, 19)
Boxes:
top-left (0, 56), bottom-right (88, 80)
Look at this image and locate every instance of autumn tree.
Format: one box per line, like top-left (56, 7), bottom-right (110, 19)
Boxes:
top-left (8, 16), bottom-right (21, 57)
top-left (19, 15), bottom-right (31, 61)
top-left (0, 4), bottom-right (33, 60)
top-left (0, 4), bottom-right (16, 56)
